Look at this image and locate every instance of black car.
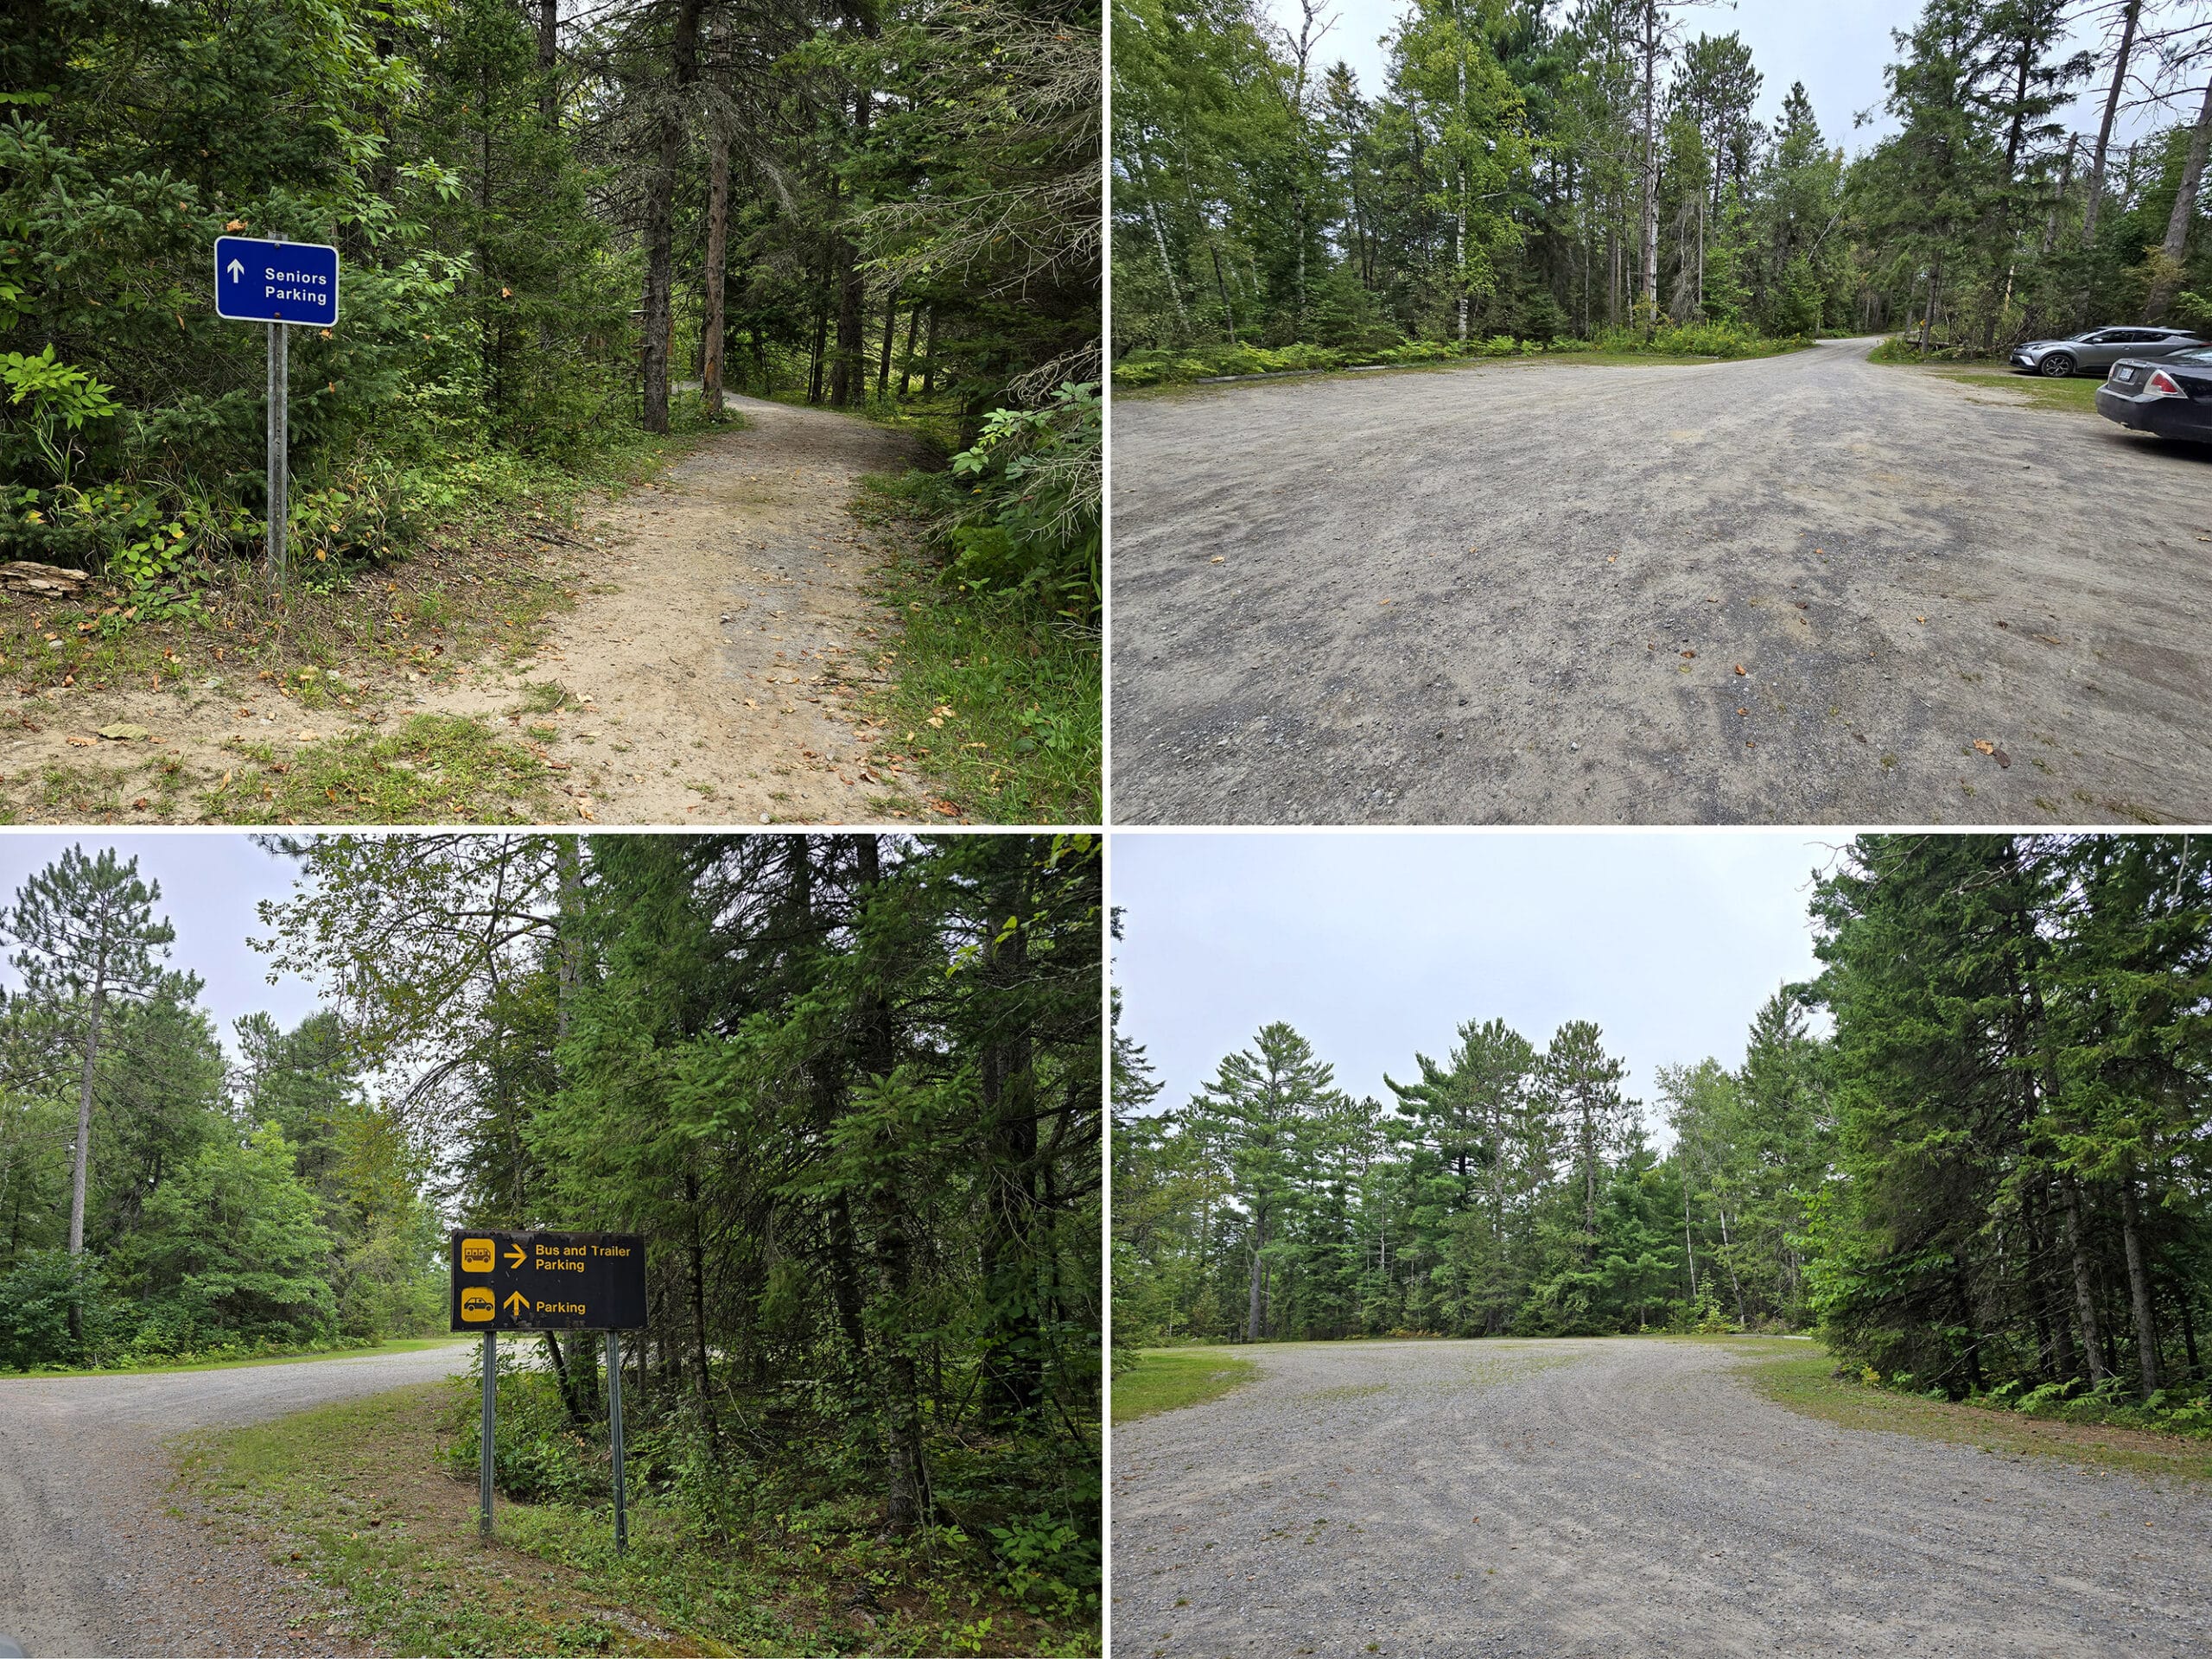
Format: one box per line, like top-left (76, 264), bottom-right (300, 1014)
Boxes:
top-left (2096, 346), bottom-right (2212, 444)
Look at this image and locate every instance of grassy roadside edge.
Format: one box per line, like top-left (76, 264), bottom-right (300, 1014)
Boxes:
top-left (1112, 1349), bottom-right (1258, 1426)
top-left (1732, 1342), bottom-right (2212, 1483)
top-left (174, 1380), bottom-right (1098, 1658)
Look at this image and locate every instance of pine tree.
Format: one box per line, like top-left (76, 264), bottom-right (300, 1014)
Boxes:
top-left (3, 847), bottom-right (175, 1341)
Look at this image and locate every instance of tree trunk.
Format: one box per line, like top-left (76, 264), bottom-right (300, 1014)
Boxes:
top-left (2062, 1174), bottom-right (2107, 1385)
top-left (2043, 132), bottom-right (2078, 255)
top-left (978, 850), bottom-right (1041, 1425)
top-left (918, 304), bottom-right (938, 397)
top-left (2081, 0), bottom-right (2142, 252)
top-left (2119, 1177), bottom-right (2161, 1395)
top-left (701, 115), bottom-right (730, 420)
top-left (685, 1167), bottom-right (720, 1450)
top-left (2148, 76), bottom-right (2212, 320)
top-left (1715, 1195), bottom-right (1747, 1326)
top-left (874, 283), bottom-right (899, 404)
top-left (537, 0), bottom-right (558, 126)
top-left (66, 982), bottom-right (105, 1344)
top-left (897, 298), bottom-right (922, 397)
top-left (1639, 1), bottom-right (1660, 331)
top-left (829, 73), bottom-right (874, 407)
top-left (639, 0), bottom-right (705, 434)
top-left (1246, 1210), bottom-right (1266, 1342)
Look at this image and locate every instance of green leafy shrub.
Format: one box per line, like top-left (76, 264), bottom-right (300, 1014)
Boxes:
top-left (938, 380), bottom-right (1100, 621)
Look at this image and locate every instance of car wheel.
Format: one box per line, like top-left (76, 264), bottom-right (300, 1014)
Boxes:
top-left (2040, 353), bottom-right (2075, 378)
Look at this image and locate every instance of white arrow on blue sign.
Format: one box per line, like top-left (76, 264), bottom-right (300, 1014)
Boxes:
top-left (214, 236), bottom-right (340, 326)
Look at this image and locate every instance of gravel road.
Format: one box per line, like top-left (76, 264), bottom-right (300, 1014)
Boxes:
top-left (0, 1343), bottom-right (473, 1658)
top-left (1109, 340), bottom-right (2212, 823)
top-left (1110, 1338), bottom-right (2212, 1658)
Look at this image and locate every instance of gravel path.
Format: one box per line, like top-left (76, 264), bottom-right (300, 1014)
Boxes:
top-left (1110, 1338), bottom-right (2212, 1658)
top-left (1109, 340), bottom-right (2212, 824)
top-left (0, 1343), bottom-right (473, 1658)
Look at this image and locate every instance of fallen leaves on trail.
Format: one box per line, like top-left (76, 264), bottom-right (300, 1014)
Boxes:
top-left (97, 722), bottom-right (149, 741)
top-left (1974, 740), bottom-right (1994, 755)
top-left (295, 729), bottom-right (319, 741)
top-left (1916, 615), bottom-right (1927, 623)
top-left (1210, 556), bottom-right (1225, 564)
top-left (1681, 649), bottom-right (1696, 658)
top-left (65, 735), bottom-right (93, 747)
top-left (1732, 664), bottom-right (1746, 677)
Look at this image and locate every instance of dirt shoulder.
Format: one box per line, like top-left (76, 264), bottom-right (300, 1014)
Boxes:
top-left (0, 396), bottom-right (970, 826)
top-left (0, 1344), bottom-right (471, 1656)
top-left (1109, 1337), bottom-right (2212, 1658)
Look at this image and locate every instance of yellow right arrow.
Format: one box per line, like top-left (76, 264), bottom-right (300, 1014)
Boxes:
top-left (504, 1243), bottom-right (526, 1269)
top-left (503, 1290), bottom-right (530, 1319)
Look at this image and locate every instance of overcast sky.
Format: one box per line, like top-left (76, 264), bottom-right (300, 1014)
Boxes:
top-left (1112, 830), bottom-right (1840, 1143)
top-left (1289, 0), bottom-right (2167, 155)
top-left (0, 834), bottom-right (322, 1058)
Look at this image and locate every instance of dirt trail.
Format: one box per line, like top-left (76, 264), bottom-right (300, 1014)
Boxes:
top-left (420, 394), bottom-right (935, 824)
top-left (1111, 1338), bottom-right (2212, 1658)
top-left (0, 1344), bottom-right (473, 1657)
top-left (1109, 339), bottom-right (2212, 824)
top-left (0, 394), bottom-right (949, 826)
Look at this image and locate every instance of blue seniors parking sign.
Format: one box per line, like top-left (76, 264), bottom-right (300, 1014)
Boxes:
top-left (214, 236), bottom-right (340, 325)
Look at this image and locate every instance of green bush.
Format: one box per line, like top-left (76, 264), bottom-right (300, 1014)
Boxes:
top-left (934, 380), bottom-right (1099, 622)
top-left (1110, 323), bottom-right (1797, 387)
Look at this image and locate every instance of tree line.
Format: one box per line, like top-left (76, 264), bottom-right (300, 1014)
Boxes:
top-left (1111, 0), bottom-right (2212, 361)
top-left (1, 0), bottom-right (1098, 607)
top-left (1113, 834), bottom-right (2211, 1414)
top-left (0, 847), bottom-right (443, 1368)
top-left (257, 831), bottom-right (1102, 1622)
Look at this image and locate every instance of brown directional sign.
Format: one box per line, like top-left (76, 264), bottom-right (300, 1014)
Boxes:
top-left (448, 1230), bottom-right (645, 1332)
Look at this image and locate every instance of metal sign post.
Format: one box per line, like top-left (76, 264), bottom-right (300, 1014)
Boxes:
top-left (266, 319), bottom-right (287, 597)
top-left (213, 233), bottom-right (339, 604)
top-left (450, 1230), bottom-right (646, 1553)
top-left (607, 1330), bottom-right (627, 1553)
top-left (480, 1329), bottom-right (497, 1539)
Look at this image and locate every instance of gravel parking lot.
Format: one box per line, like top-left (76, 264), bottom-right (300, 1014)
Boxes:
top-left (1110, 1338), bottom-right (2212, 1657)
top-left (1109, 340), bottom-right (2212, 823)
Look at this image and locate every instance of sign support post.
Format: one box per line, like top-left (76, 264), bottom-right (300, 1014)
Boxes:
top-left (607, 1330), bottom-right (627, 1554)
top-left (451, 1230), bottom-right (645, 1554)
top-left (265, 315), bottom-right (287, 600)
top-left (480, 1330), bottom-right (497, 1539)
top-left (213, 231), bottom-right (337, 608)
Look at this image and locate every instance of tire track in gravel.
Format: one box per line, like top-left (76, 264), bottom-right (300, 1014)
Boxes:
top-left (0, 1343), bottom-right (473, 1657)
top-left (1109, 1338), bottom-right (2211, 1658)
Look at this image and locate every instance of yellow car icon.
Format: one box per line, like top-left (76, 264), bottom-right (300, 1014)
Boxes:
top-left (460, 1286), bottom-right (496, 1323)
top-left (460, 1237), bottom-right (495, 1274)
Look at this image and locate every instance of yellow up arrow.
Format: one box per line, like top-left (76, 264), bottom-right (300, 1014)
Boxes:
top-left (503, 1290), bottom-right (530, 1319)
top-left (504, 1243), bottom-right (526, 1269)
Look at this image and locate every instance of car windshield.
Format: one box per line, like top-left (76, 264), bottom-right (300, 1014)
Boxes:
top-left (2175, 347), bottom-right (2212, 364)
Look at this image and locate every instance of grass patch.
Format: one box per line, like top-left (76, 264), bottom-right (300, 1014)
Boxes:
top-left (1918, 367), bottom-right (2105, 414)
top-left (850, 525), bottom-right (1100, 827)
top-left (207, 711), bottom-right (561, 823)
top-left (1737, 1345), bottom-right (2212, 1483)
top-left (175, 1381), bottom-right (1090, 1657)
top-left (1112, 1349), bottom-right (1257, 1425)
top-left (4, 1335), bottom-right (467, 1379)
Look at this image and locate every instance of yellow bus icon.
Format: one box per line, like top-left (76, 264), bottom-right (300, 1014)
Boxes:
top-left (460, 1286), bottom-right (495, 1323)
top-left (460, 1237), bottom-right (495, 1274)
